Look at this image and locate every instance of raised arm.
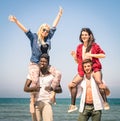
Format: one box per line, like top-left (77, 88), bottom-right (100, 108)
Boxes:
top-left (9, 15), bottom-right (28, 32)
top-left (52, 7), bottom-right (63, 27)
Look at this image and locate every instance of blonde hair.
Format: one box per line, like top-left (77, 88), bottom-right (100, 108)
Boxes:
top-left (37, 23), bottom-right (50, 40)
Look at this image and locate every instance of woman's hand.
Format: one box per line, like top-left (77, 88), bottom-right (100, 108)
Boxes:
top-left (71, 51), bottom-right (76, 58)
top-left (9, 15), bottom-right (17, 23)
top-left (8, 15), bottom-right (28, 32)
top-left (59, 6), bottom-right (63, 16)
top-left (84, 52), bottom-right (92, 59)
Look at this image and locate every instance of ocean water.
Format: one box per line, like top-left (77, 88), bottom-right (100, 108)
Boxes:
top-left (0, 98), bottom-right (120, 121)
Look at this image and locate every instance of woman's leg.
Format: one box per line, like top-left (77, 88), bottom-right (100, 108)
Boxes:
top-left (50, 91), bottom-right (56, 104)
top-left (69, 74), bottom-right (83, 105)
top-left (93, 71), bottom-right (107, 100)
top-left (68, 74), bottom-right (83, 112)
top-left (28, 62), bottom-right (40, 83)
top-left (30, 93), bottom-right (36, 114)
top-left (48, 66), bottom-right (62, 104)
top-left (92, 71), bottom-right (103, 86)
top-left (93, 71), bottom-right (110, 110)
top-left (28, 63), bottom-right (40, 117)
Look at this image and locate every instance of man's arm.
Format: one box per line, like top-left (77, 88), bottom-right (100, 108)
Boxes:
top-left (24, 79), bottom-right (40, 92)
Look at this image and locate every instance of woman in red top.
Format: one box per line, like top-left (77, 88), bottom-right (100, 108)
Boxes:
top-left (68, 28), bottom-right (110, 113)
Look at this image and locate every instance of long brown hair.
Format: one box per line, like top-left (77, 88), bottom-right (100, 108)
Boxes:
top-left (79, 28), bottom-right (95, 52)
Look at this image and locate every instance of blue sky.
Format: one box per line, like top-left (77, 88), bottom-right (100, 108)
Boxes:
top-left (0, 0), bottom-right (120, 98)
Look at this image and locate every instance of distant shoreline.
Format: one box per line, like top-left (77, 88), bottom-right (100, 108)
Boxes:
top-left (0, 97), bottom-right (120, 99)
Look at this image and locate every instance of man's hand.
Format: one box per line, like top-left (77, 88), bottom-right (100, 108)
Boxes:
top-left (33, 85), bottom-right (40, 92)
top-left (45, 86), bottom-right (53, 92)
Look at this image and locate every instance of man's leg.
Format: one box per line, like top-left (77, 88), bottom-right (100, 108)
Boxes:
top-left (78, 112), bottom-right (89, 121)
top-left (42, 103), bottom-right (53, 121)
top-left (92, 110), bottom-right (102, 121)
top-left (78, 108), bottom-right (90, 121)
top-left (35, 101), bottom-right (44, 121)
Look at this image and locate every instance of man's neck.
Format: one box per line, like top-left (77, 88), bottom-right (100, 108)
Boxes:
top-left (86, 73), bottom-right (92, 80)
top-left (40, 68), bottom-right (49, 76)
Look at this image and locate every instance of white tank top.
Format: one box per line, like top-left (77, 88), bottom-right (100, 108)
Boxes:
top-left (36, 74), bottom-right (54, 103)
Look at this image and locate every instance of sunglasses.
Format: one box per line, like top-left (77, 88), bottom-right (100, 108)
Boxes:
top-left (42, 28), bottom-right (49, 33)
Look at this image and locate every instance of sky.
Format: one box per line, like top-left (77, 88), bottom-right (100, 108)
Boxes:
top-left (0, 0), bottom-right (120, 98)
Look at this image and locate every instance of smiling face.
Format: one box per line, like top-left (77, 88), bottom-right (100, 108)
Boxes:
top-left (41, 25), bottom-right (50, 37)
top-left (81, 31), bottom-right (90, 44)
top-left (37, 24), bottom-right (50, 40)
top-left (39, 57), bottom-right (48, 70)
top-left (39, 54), bottom-right (49, 70)
top-left (79, 28), bottom-right (95, 48)
top-left (83, 62), bottom-right (92, 74)
top-left (82, 59), bottom-right (93, 74)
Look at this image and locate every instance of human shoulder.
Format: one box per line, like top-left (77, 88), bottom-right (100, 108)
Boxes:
top-left (92, 42), bottom-right (102, 50)
top-left (45, 27), bottom-right (56, 40)
top-left (25, 30), bottom-right (37, 39)
top-left (92, 42), bottom-right (100, 46)
top-left (49, 27), bottom-right (56, 35)
top-left (77, 44), bottom-right (83, 49)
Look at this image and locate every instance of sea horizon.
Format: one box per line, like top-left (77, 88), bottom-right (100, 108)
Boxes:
top-left (0, 97), bottom-right (120, 99)
top-left (0, 98), bottom-right (120, 121)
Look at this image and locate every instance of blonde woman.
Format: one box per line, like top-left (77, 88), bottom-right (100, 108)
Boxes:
top-left (9, 7), bottom-right (63, 121)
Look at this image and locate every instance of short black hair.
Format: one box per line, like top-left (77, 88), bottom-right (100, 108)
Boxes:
top-left (40, 53), bottom-right (50, 64)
